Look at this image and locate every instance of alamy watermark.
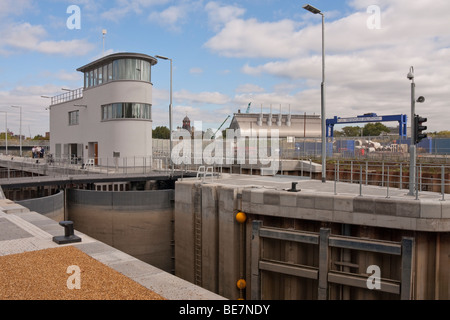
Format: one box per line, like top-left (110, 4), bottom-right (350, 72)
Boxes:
top-left (367, 5), bottom-right (381, 30)
top-left (171, 121), bottom-right (279, 173)
top-left (67, 5), bottom-right (81, 30)
top-left (65, 4), bottom-right (380, 31)
top-left (366, 265), bottom-right (381, 290)
top-left (66, 265), bottom-right (81, 290)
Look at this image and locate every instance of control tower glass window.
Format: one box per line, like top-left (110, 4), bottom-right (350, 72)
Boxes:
top-left (101, 103), bottom-right (151, 121)
top-left (84, 58), bottom-right (151, 89)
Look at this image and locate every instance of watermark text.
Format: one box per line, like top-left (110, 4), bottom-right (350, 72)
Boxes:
top-left (367, 5), bottom-right (381, 29)
top-left (366, 265), bottom-right (381, 290)
top-left (66, 5), bottom-right (81, 30)
top-left (171, 122), bottom-right (280, 174)
top-left (66, 265), bottom-right (81, 289)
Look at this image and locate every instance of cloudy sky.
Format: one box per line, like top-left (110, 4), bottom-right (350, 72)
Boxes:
top-left (0, 0), bottom-right (449, 138)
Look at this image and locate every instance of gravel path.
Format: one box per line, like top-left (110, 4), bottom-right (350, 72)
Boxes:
top-left (0, 246), bottom-right (165, 300)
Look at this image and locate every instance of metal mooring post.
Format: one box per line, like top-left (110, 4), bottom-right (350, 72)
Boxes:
top-left (415, 166), bottom-right (419, 200)
top-left (418, 163), bottom-right (422, 191)
top-left (400, 163), bottom-right (403, 189)
top-left (310, 159), bottom-right (312, 179)
top-left (359, 165), bottom-right (363, 196)
top-left (53, 221), bottom-right (81, 244)
top-left (334, 163), bottom-right (337, 195)
top-left (386, 166), bottom-right (390, 199)
top-left (365, 161), bottom-right (368, 186)
top-left (337, 160), bottom-right (340, 182)
top-left (350, 160), bottom-right (353, 184)
top-left (301, 160), bottom-right (304, 177)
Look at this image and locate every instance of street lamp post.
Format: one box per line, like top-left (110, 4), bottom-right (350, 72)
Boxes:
top-left (155, 55), bottom-right (174, 175)
top-left (303, 4), bottom-right (326, 182)
top-left (407, 67), bottom-right (416, 195)
top-left (407, 67), bottom-right (426, 196)
top-left (11, 105), bottom-right (22, 157)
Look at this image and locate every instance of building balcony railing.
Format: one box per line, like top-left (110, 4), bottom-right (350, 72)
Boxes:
top-left (51, 88), bottom-right (83, 105)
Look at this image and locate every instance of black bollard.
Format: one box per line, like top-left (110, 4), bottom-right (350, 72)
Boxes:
top-left (53, 221), bottom-right (82, 244)
top-left (287, 182), bottom-right (300, 192)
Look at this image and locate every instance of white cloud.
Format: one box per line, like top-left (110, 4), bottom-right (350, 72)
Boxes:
top-left (101, 6), bottom-right (131, 21)
top-left (91, 49), bottom-right (116, 62)
top-left (0, 22), bottom-right (94, 56)
top-left (205, 18), bottom-right (304, 59)
top-left (151, 87), bottom-right (170, 106)
top-left (233, 92), bottom-right (299, 113)
top-left (41, 70), bottom-right (83, 83)
top-left (152, 103), bottom-right (230, 130)
top-left (153, 88), bottom-right (231, 128)
top-left (101, 0), bottom-right (170, 20)
top-left (235, 83), bottom-right (265, 94)
top-left (175, 89), bottom-right (231, 105)
top-left (0, 0), bottom-right (34, 18)
top-left (148, 4), bottom-right (193, 31)
top-left (204, 0), bottom-right (450, 131)
top-left (190, 67), bottom-right (203, 74)
top-left (35, 39), bottom-right (94, 56)
top-left (10, 84), bottom-right (61, 97)
top-left (205, 1), bottom-right (246, 31)
top-left (0, 84), bottom-right (59, 135)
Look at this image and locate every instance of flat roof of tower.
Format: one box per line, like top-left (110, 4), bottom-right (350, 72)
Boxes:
top-left (76, 52), bottom-right (158, 73)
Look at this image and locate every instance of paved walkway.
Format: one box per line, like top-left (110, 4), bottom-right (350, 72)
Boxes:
top-left (0, 198), bottom-right (225, 300)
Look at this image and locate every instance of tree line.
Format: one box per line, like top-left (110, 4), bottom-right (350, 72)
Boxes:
top-left (334, 123), bottom-right (390, 137)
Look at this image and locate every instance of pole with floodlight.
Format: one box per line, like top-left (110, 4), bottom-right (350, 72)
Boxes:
top-left (155, 55), bottom-right (174, 175)
top-left (407, 67), bottom-right (416, 195)
top-left (303, 4), bottom-right (326, 182)
top-left (407, 66), bottom-right (426, 196)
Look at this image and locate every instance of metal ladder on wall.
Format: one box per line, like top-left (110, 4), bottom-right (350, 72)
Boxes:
top-left (193, 191), bottom-right (202, 286)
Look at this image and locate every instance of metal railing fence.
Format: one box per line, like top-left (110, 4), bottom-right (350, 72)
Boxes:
top-left (326, 159), bottom-right (450, 200)
top-left (2, 144), bottom-right (450, 199)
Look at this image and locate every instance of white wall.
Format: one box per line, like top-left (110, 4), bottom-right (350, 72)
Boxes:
top-left (50, 80), bottom-right (153, 165)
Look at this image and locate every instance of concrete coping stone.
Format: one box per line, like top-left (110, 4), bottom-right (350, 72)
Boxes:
top-left (239, 187), bottom-right (450, 232)
top-left (176, 178), bottom-right (450, 231)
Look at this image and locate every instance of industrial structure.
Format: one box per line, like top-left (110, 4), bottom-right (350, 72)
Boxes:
top-left (326, 113), bottom-right (408, 138)
top-left (228, 112), bottom-right (321, 139)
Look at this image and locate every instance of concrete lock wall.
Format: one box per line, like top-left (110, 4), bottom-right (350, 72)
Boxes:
top-left (67, 189), bottom-right (174, 273)
top-left (17, 190), bottom-right (65, 222)
top-left (174, 179), bottom-right (450, 300)
top-left (174, 182), bottom-right (243, 299)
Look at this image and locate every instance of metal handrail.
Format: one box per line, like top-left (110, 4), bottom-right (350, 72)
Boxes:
top-left (51, 88), bottom-right (83, 105)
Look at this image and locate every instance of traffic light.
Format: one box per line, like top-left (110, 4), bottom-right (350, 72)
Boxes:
top-left (414, 114), bottom-right (427, 144)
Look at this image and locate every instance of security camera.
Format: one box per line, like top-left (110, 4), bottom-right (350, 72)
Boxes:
top-left (407, 72), bottom-right (414, 80)
top-left (417, 96), bottom-right (425, 103)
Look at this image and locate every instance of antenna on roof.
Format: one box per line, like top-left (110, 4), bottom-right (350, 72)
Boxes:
top-left (102, 29), bottom-right (107, 56)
